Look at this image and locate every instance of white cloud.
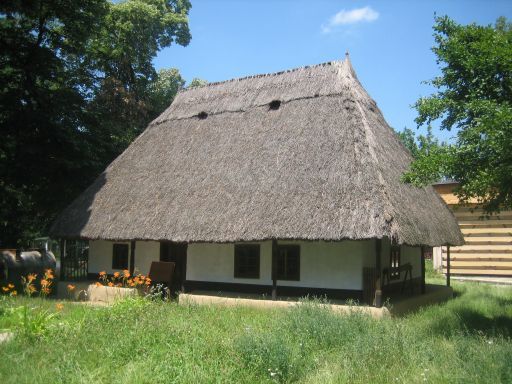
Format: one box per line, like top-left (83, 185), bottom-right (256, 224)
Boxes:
top-left (322, 6), bottom-right (379, 33)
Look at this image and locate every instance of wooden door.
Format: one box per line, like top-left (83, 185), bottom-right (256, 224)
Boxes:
top-left (160, 241), bottom-right (187, 293)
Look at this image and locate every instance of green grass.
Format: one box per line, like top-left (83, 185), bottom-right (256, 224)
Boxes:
top-left (0, 267), bottom-right (511, 383)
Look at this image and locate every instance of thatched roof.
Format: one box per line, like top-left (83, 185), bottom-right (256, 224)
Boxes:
top-left (50, 56), bottom-right (463, 246)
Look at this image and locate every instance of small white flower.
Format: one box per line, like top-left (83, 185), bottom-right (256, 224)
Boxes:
top-left (270, 372), bottom-right (277, 377)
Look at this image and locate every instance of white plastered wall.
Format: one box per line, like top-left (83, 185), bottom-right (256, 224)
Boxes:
top-left (186, 240), bottom-right (375, 290)
top-left (88, 240), bottom-right (160, 275)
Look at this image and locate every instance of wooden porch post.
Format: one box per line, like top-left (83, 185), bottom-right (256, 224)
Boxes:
top-left (271, 239), bottom-right (278, 300)
top-left (446, 245), bottom-right (451, 287)
top-left (375, 239), bottom-right (382, 308)
top-left (130, 241), bottom-right (136, 276)
top-left (59, 239), bottom-right (66, 280)
top-left (420, 246), bottom-right (426, 294)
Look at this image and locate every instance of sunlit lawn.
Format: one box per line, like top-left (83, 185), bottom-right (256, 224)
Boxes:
top-left (1, 262), bottom-right (511, 383)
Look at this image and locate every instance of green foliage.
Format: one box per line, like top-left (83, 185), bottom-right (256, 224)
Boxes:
top-left (188, 77), bottom-right (208, 88)
top-left (407, 16), bottom-right (512, 212)
top-left (0, 0), bottom-right (192, 246)
top-left (149, 68), bottom-right (186, 114)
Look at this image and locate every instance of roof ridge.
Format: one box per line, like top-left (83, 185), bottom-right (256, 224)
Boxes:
top-left (343, 60), bottom-right (397, 233)
top-left (179, 60), bottom-right (341, 93)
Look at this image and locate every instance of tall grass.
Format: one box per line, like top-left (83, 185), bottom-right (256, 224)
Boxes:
top-left (1, 280), bottom-right (511, 383)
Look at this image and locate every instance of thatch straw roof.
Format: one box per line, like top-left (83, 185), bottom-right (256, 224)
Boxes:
top-left (50, 56), bottom-right (463, 246)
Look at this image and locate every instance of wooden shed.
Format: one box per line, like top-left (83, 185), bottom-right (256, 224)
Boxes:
top-left (433, 181), bottom-right (512, 276)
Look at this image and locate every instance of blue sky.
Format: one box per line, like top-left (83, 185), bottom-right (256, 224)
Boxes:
top-left (154, 0), bottom-right (512, 142)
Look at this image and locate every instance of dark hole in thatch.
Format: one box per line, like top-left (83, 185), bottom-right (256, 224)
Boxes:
top-left (197, 111), bottom-right (208, 119)
top-left (269, 100), bottom-right (281, 110)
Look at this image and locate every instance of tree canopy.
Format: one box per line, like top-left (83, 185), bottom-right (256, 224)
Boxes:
top-left (0, 0), bottom-right (192, 246)
top-left (404, 16), bottom-right (512, 213)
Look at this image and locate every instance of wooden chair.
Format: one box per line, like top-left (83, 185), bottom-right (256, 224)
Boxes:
top-left (148, 261), bottom-right (175, 289)
top-left (382, 263), bottom-right (413, 293)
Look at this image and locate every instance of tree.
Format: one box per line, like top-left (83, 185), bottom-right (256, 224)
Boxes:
top-left (404, 16), bottom-right (512, 212)
top-left (149, 68), bottom-right (186, 116)
top-left (0, 0), bottom-right (108, 245)
top-left (188, 77), bottom-right (208, 88)
top-left (0, 0), bottom-right (192, 246)
top-left (397, 126), bottom-right (445, 160)
top-left (85, 0), bottom-right (191, 169)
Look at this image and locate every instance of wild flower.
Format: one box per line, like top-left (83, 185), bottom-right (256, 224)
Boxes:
top-left (107, 282), bottom-right (114, 287)
top-left (40, 272), bottom-right (53, 297)
top-left (44, 269), bottom-right (54, 280)
top-left (22, 275), bottom-right (37, 297)
top-left (2, 286), bottom-right (10, 292)
top-left (123, 269), bottom-right (130, 278)
top-left (95, 282), bottom-right (102, 287)
top-left (66, 284), bottom-right (76, 299)
top-left (27, 273), bottom-right (37, 283)
top-left (8, 283), bottom-right (14, 289)
top-left (113, 271), bottom-right (120, 279)
top-left (55, 303), bottom-right (64, 311)
top-left (11, 290), bottom-right (17, 296)
top-left (98, 271), bottom-right (107, 284)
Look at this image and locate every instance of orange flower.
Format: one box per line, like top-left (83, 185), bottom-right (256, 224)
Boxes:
top-left (56, 303), bottom-right (64, 311)
top-left (27, 273), bottom-right (37, 283)
top-left (99, 271), bottom-right (106, 277)
top-left (145, 278), bottom-right (151, 286)
top-left (40, 279), bottom-right (49, 287)
top-left (113, 271), bottom-right (120, 278)
top-left (28, 285), bottom-right (37, 294)
top-left (45, 269), bottom-right (54, 279)
top-left (11, 290), bottom-right (17, 296)
top-left (67, 284), bottom-right (76, 291)
top-left (2, 286), bottom-right (9, 292)
top-left (123, 269), bottom-right (130, 278)
top-left (41, 287), bottom-right (50, 295)
top-left (95, 282), bottom-right (103, 287)
top-left (7, 283), bottom-right (15, 289)
top-left (107, 282), bottom-right (114, 287)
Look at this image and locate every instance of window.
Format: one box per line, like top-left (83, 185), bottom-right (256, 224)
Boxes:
top-left (234, 244), bottom-right (260, 279)
top-left (112, 243), bottom-right (129, 270)
top-left (389, 245), bottom-right (401, 280)
top-left (277, 245), bottom-right (300, 281)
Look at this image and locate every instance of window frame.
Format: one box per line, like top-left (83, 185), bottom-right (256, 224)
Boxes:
top-left (389, 244), bottom-right (401, 280)
top-left (112, 243), bottom-right (129, 270)
top-left (234, 244), bottom-right (260, 279)
top-left (276, 244), bottom-right (300, 281)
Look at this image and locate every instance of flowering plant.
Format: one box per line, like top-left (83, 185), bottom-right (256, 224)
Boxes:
top-left (95, 270), bottom-right (152, 292)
